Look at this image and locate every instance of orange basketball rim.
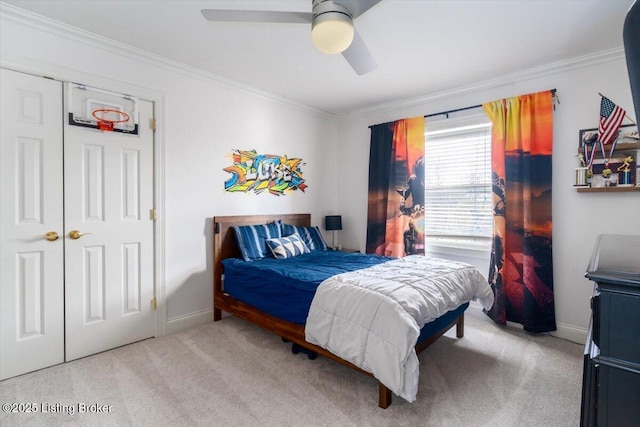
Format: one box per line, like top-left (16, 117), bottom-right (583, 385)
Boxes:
top-left (92, 108), bottom-right (130, 132)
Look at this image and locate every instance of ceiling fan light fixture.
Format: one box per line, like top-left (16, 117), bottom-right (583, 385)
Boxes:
top-left (311, 8), bottom-right (354, 54)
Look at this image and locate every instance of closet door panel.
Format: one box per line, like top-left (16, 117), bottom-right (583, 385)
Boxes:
top-left (64, 94), bottom-right (155, 361)
top-left (0, 68), bottom-right (64, 380)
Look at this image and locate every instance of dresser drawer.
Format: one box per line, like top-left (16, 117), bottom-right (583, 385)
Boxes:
top-left (598, 364), bottom-right (640, 427)
top-left (598, 291), bottom-right (640, 364)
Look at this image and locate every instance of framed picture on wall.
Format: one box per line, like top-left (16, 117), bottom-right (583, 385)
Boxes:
top-left (578, 123), bottom-right (638, 150)
top-left (617, 124), bottom-right (639, 147)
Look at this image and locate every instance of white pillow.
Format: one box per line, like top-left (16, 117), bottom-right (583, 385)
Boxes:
top-left (266, 233), bottom-right (310, 259)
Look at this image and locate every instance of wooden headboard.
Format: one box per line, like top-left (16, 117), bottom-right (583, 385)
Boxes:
top-left (212, 213), bottom-right (311, 308)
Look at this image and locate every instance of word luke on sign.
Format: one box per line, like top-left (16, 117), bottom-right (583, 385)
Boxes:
top-left (224, 149), bottom-right (307, 195)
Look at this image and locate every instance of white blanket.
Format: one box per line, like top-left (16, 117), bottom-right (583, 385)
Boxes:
top-left (304, 255), bottom-right (494, 402)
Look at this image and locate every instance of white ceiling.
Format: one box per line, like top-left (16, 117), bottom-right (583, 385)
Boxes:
top-left (3, 0), bottom-right (635, 115)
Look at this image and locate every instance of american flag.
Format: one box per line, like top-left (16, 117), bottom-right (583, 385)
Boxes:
top-left (598, 96), bottom-right (626, 145)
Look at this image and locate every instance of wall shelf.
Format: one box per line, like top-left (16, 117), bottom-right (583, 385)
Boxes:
top-left (575, 135), bottom-right (639, 190)
top-left (615, 142), bottom-right (640, 150)
top-left (576, 186), bottom-right (640, 193)
top-left (578, 142), bottom-right (640, 156)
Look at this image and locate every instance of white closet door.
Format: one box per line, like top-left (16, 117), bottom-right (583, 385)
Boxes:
top-left (0, 69), bottom-right (64, 380)
top-left (64, 95), bottom-right (155, 361)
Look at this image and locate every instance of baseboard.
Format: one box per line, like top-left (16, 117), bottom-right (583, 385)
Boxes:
top-left (467, 302), bottom-right (587, 344)
top-left (166, 309), bottom-right (214, 335)
top-left (549, 323), bottom-right (588, 345)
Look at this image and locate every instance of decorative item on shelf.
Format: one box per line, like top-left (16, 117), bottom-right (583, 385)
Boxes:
top-left (325, 215), bottom-right (342, 250)
top-left (597, 95), bottom-right (629, 146)
top-left (617, 155), bottom-right (634, 187)
top-left (594, 95), bottom-right (629, 183)
top-left (575, 153), bottom-right (589, 187)
top-left (580, 129), bottom-right (599, 184)
top-left (575, 167), bottom-right (589, 187)
top-left (620, 128), bottom-right (639, 145)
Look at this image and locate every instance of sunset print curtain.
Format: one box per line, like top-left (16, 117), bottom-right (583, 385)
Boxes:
top-left (366, 117), bottom-right (425, 257)
top-left (482, 91), bottom-right (556, 332)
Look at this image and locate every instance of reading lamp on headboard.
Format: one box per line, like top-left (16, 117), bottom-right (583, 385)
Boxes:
top-left (624, 0), bottom-right (640, 124)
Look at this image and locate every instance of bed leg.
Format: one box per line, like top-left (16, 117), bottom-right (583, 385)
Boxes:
top-left (456, 313), bottom-right (464, 338)
top-left (214, 307), bottom-right (222, 322)
top-left (378, 383), bottom-right (392, 409)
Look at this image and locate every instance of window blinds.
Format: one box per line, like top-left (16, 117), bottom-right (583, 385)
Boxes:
top-left (423, 122), bottom-right (492, 246)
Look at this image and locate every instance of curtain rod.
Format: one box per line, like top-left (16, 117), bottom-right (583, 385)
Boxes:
top-left (368, 89), bottom-right (557, 129)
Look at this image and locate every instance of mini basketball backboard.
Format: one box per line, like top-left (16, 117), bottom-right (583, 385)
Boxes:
top-left (67, 83), bottom-right (139, 135)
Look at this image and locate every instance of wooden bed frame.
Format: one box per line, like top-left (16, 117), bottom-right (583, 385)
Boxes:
top-left (213, 213), bottom-right (465, 408)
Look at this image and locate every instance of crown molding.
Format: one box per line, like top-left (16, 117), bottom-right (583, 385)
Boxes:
top-left (341, 47), bottom-right (626, 119)
top-left (0, 2), bottom-right (337, 120)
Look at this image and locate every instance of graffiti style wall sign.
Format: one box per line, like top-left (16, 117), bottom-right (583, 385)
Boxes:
top-left (224, 149), bottom-right (308, 195)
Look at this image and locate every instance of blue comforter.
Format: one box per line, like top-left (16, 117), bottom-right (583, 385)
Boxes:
top-left (222, 250), bottom-right (392, 324)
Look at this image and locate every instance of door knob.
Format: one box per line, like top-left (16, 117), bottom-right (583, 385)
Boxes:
top-left (41, 231), bottom-right (59, 241)
top-left (69, 230), bottom-right (92, 240)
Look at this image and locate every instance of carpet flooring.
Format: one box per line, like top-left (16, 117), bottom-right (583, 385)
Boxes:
top-left (0, 308), bottom-right (583, 426)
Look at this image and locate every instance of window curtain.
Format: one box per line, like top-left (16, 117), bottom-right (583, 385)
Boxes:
top-left (482, 91), bottom-right (556, 333)
top-left (366, 117), bottom-right (425, 257)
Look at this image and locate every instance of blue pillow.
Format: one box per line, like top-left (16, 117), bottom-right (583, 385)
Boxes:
top-left (232, 222), bottom-right (282, 261)
top-left (280, 223), bottom-right (329, 252)
top-left (266, 233), bottom-right (310, 259)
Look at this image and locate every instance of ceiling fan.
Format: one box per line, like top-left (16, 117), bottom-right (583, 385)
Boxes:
top-left (201, 0), bottom-right (382, 75)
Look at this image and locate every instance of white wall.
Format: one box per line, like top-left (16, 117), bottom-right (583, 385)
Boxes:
top-left (0, 7), bottom-right (340, 330)
top-left (3, 5), bottom-right (639, 342)
top-left (337, 53), bottom-right (640, 342)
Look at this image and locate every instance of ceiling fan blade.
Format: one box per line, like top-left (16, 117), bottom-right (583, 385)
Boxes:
top-left (201, 9), bottom-right (312, 24)
top-left (335, 0), bottom-right (383, 19)
top-left (342, 29), bottom-right (377, 75)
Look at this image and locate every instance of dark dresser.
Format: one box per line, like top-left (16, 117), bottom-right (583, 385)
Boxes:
top-left (580, 234), bottom-right (640, 427)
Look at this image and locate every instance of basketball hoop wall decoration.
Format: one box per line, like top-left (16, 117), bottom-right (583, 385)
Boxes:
top-left (67, 82), bottom-right (140, 135)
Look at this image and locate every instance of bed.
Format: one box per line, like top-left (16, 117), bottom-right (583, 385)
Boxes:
top-left (213, 213), bottom-right (492, 408)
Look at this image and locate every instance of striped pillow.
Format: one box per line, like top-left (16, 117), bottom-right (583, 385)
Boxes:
top-left (266, 233), bottom-right (310, 259)
top-left (232, 222), bottom-right (282, 261)
top-left (280, 223), bottom-right (329, 252)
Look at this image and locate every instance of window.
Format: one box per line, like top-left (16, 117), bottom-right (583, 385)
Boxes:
top-left (423, 115), bottom-right (492, 249)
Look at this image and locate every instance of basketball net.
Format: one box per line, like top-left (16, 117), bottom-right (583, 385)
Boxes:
top-left (92, 109), bottom-right (130, 132)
